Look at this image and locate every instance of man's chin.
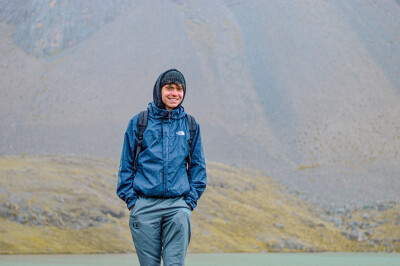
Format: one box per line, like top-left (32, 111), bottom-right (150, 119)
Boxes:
top-left (167, 102), bottom-right (181, 109)
top-left (165, 105), bottom-right (178, 110)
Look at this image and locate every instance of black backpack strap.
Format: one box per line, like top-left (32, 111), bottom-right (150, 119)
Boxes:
top-left (134, 110), bottom-right (148, 172)
top-left (186, 114), bottom-right (197, 179)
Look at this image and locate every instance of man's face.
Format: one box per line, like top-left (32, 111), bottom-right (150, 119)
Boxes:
top-left (161, 83), bottom-right (184, 111)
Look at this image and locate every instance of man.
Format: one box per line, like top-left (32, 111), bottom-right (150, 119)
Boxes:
top-left (117, 69), bottom-right (207, 266)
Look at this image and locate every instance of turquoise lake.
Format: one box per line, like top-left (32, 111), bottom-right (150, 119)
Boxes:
top-left (0, 253), bottom-right (399, 266)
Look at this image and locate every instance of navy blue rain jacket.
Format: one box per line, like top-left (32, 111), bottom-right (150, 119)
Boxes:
top-left (117, 70), bottom-right (207, 210)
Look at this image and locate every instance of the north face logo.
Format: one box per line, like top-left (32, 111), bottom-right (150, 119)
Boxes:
top-left (176, 131), bottom-right (185, 136)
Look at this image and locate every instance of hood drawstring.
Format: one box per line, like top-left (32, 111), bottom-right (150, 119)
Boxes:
top-left (164, 111), bottom-right (171, 122)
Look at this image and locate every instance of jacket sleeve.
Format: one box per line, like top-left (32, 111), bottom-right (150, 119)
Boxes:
top-left (184, 122), bottom-right (207, 209)
top-left (116, 117), bottom-right (139, 210)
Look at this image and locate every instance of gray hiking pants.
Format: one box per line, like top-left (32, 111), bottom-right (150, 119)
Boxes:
top-left (129, 196), bottom-right (192, 266)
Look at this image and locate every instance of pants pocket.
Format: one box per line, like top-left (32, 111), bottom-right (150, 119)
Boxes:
top-left (129, 197), bottom-right (141, 216)
top-left (179, 197), bottom-right (192, 211)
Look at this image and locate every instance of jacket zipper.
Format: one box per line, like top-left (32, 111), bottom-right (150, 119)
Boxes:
top-left (163, 111), bottom-right (172, 196)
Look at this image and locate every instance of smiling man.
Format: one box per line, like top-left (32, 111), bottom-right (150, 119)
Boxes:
top-left (161, 83), bottom-right (184, 110)
top-left (117, 69), bottom-right (207, 266)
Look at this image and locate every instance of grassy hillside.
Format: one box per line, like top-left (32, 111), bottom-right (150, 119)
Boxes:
top-left (0, 155), bottom-right (398, 254)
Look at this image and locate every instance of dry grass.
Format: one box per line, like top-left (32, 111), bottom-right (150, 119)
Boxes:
top-left (297, 163), bottom-right (320, 171)
top-left (0, 155), bottom-right (398, 254)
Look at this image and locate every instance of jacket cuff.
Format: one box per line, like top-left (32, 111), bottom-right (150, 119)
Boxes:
top-left (184, 198), bottom-right (197, 210)
top-left (127, 197), bottom-right (138, 210)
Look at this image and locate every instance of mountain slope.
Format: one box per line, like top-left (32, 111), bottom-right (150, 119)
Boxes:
top-left (0, 0), bottom-right (399, 205)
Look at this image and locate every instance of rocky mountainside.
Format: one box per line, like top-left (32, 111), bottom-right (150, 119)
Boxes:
top-left (0, 0), bottom-right (399, 205)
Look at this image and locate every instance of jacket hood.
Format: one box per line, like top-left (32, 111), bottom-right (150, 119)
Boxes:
top-left (153, 69), bottom-right (186, 109)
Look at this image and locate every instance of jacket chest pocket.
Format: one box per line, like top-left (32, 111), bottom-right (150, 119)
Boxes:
top-left (142, 129), bottom-right (160, 150)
